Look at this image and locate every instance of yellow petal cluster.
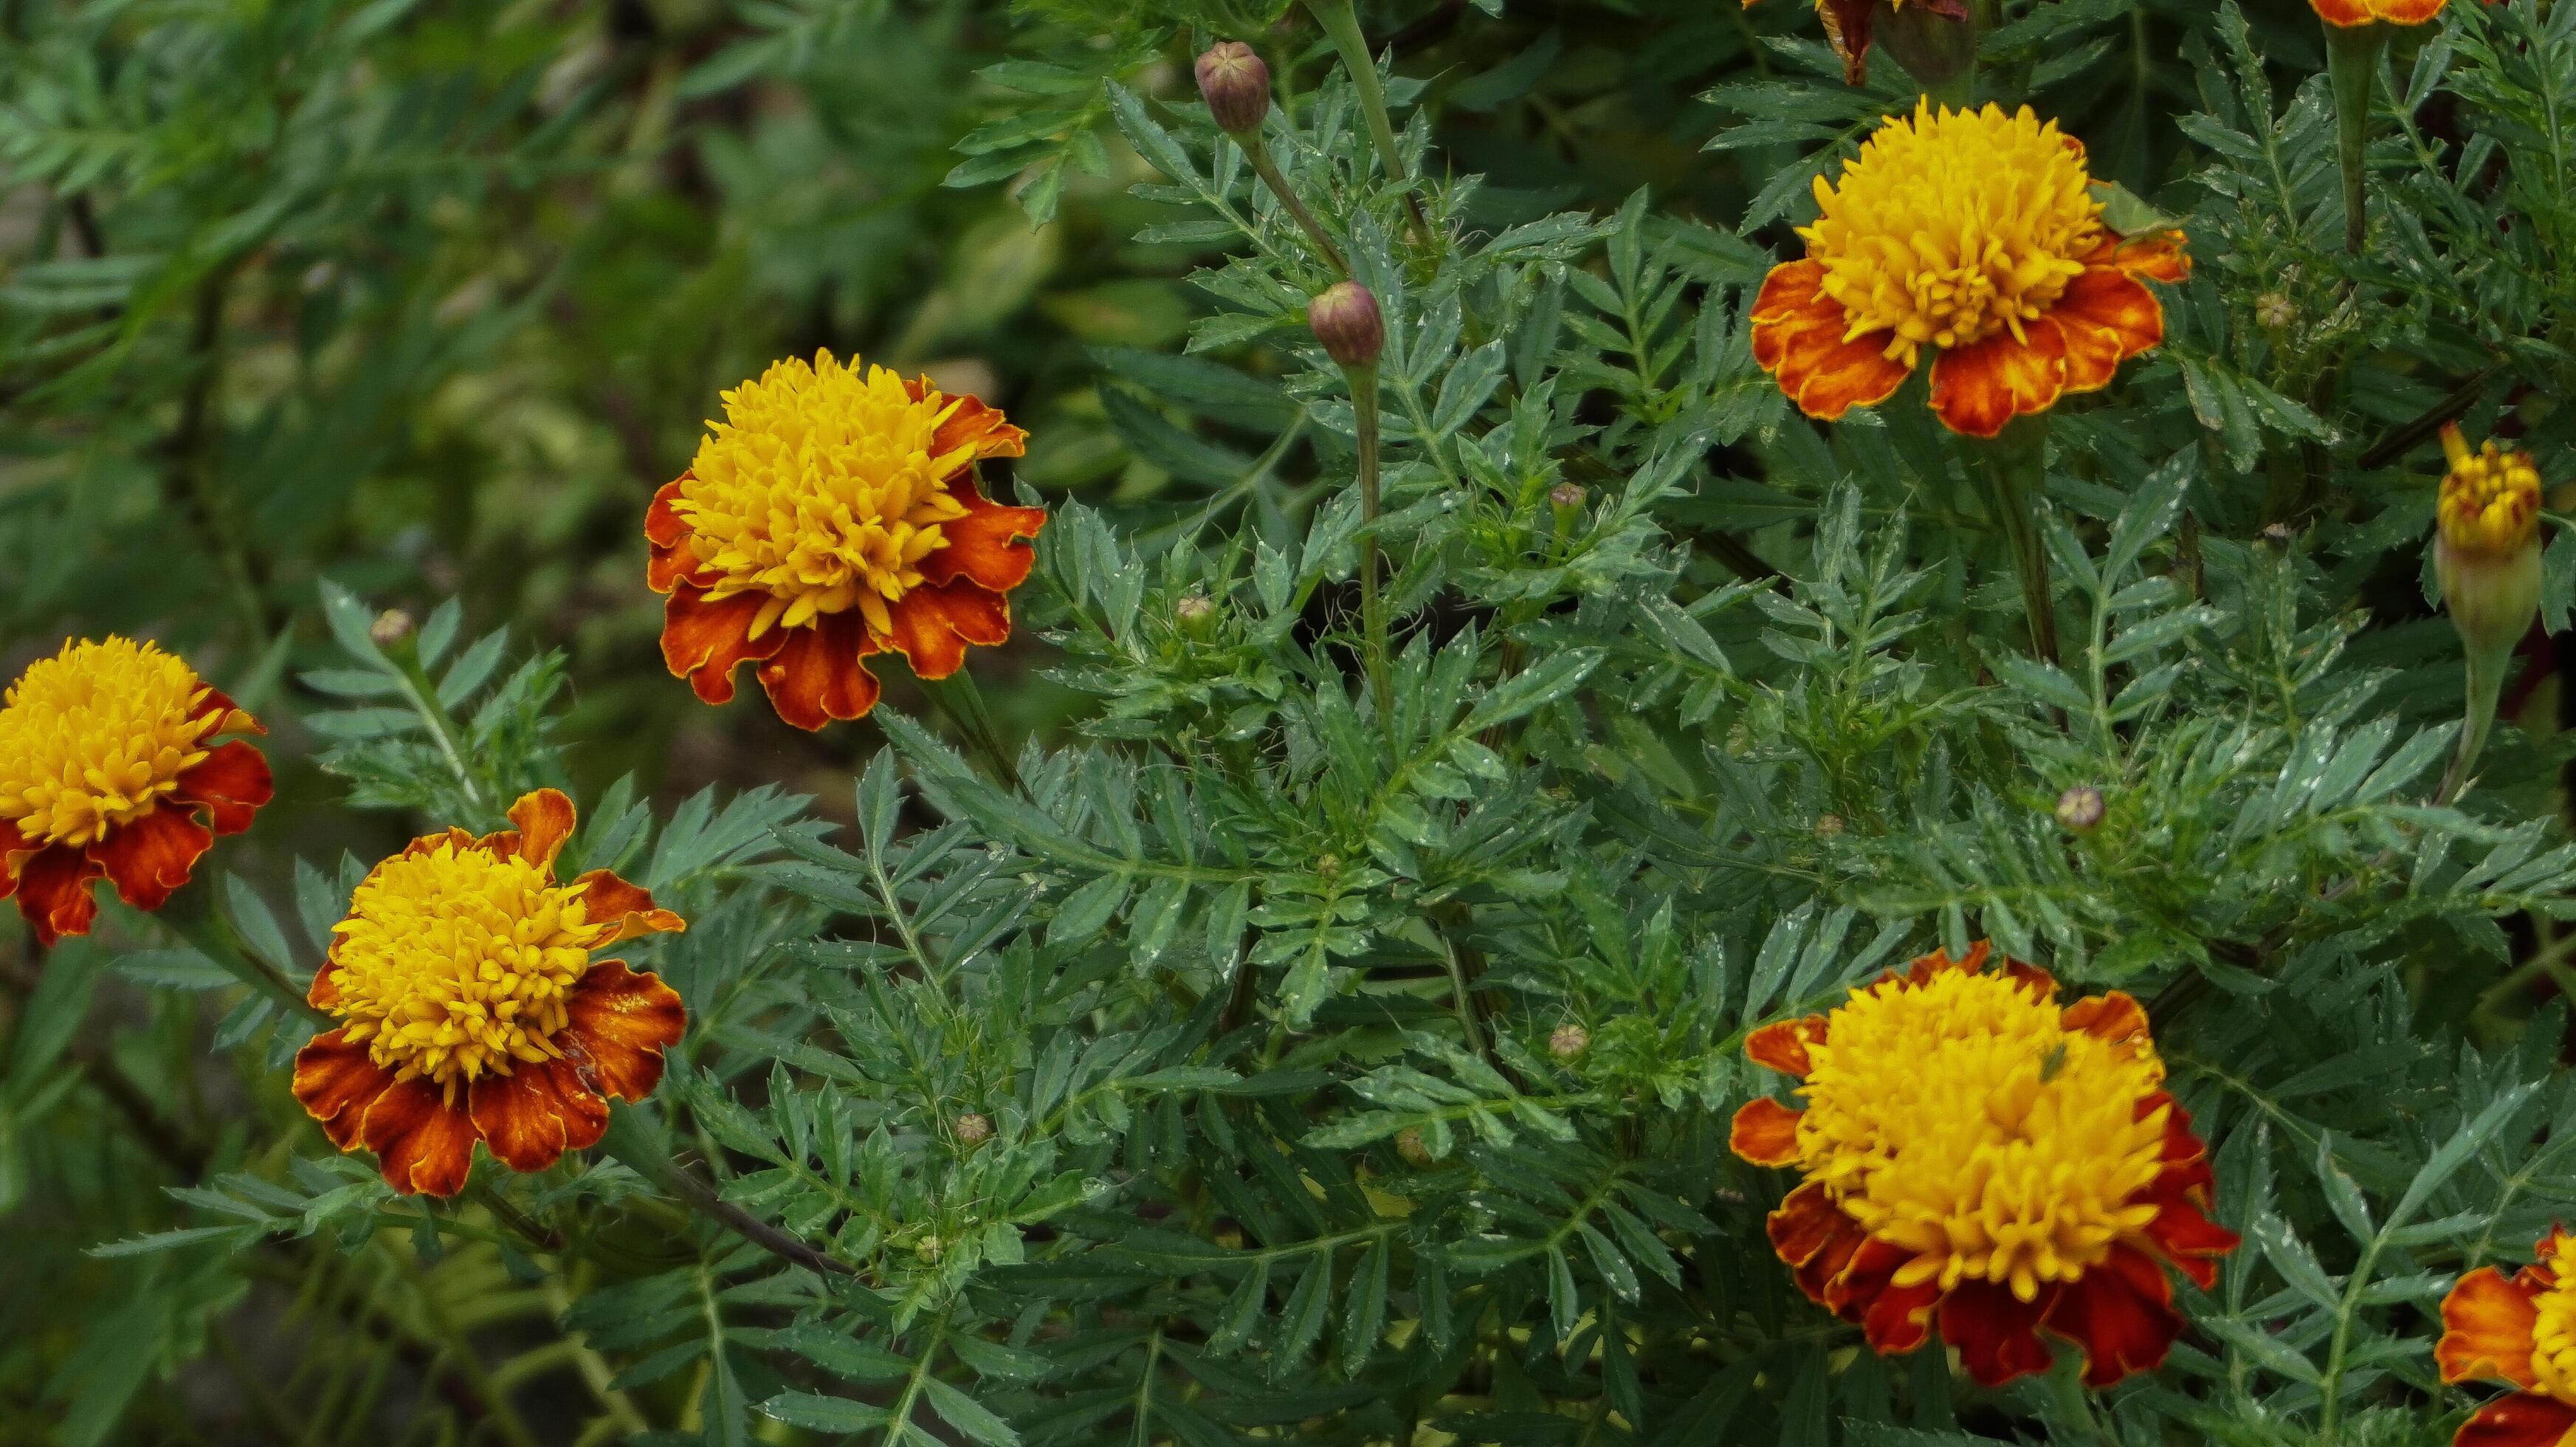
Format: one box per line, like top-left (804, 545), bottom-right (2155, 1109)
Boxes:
top-left (1802, 102), bottom-right (2103, 368)
top-left (325, 840), bottom-right (615, 1098)
top-left (0, 636), bottom-right (228, 848)
top-left (2438, 425), bottom-right (2543, 558)
top-left (1788, 966), bottom-right (2169, 1302)
top-left (2531, 1271), bottom-right (2576, 1402)
top-left (672, 351), bottom-right (977, 641)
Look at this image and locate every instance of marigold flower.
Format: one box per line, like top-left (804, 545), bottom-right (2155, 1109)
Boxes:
top-left (1752, 103), bottom-right (2189, 439)
top-left (1729, 943), bottom-right (2238, 1386)
top-left (647, 351), bottom-right (1044, 730)
top-left (292, 789), bottom-right (686, 1197)
top-left (2436, 1231), bottom-right (2576, 1446)
top-left (2311, 0), bottom-right (2445, 26)
top-left (2435, 422), bottom-right (2545, 661)
top-left (0, 637), bottom-right (272, 946)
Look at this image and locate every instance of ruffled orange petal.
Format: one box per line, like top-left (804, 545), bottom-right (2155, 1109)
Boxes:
top-left (918, 481), bottom-right (1047, 594)
top-left (2141, 1183), bottom-right (2239, 1288)
top-left (661, 588), bottom-right (785, 707)
top-left (2045, 1243), bottom-right (2180, 1387)
top-left (1766, 1179), bottom-right (1845, 1271)
top-left (170, 740), bottom-right (272, 836)
top-left (908, 382), bottom-right (1030, 464)
top-left (1729, 1096), bottom-right (1805, 1166)
top-left (1897, 940), bottom-right (1992, 988)
top-left (1940, 1279), bottom-right (2057, 1386)
top-left (573, 870), bottom-right (686, 946)
top-left (2369, 0), bottom-right (2446, 23)
top-left (292, 1029), bottom-right (396, 1151)
top-left (309, 954), bottom-right (342, 1009)
top-left (1751, 262), bottom-right (1911, 422)
top-left (562, 961), bottom-right (686, 1101)
top-left (2063, 990), bottom-right (2151, 1053)
top-left (2456, 1394), bottom-right (2576, 1447)
top-left (469, 1057), bottom-right (610, 1174)
top-left (88, 806), bottom-right (214, 914)
top-left (756, 612), bottom-right (883, 731)
top-left (1746, 1016), bottom-right (1828, 1077)
top-left (188, 685), bottom-right (263, 737)
top-left (504, 788), bottom-right (577, 870)
top-left (358, 1077), bottom-right (479, 1197)
top-left (2309, 0), bottom-right (2378, 26)
top-left (884, 580), bottom-right (1010, 682)
top-left (15, 843), bottom-right (101, 946)
top-left (2089, 230), bottom-right (2191, 285)
top-left (1852, 1245), bottom-right (1941, 1354)
top-left (2002, 958), bottom-right (2058, 999)
top-left (1928, 320), bottom-right (2070, 438)
top-left (2441, 1267), bottom-right (2546, 1388)
top-left (2051, 267), bottom-right (2165, 395)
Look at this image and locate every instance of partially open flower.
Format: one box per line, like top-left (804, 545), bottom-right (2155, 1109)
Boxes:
top-left (649, 352), bottom-right (1044, 729)
top-left (1729, 943), bottom-right (2236, 1386)
top-left (1753, 103), bottom-right (2188, 438)
top-left (2436, 1231), bottom-right (2576, 1445)
top-left (0, 637), bottom-right (273, 945)
top-left (292, 789), bottom-right (687, 1197)
top-left (2434, 422), bottom-right (2544, 662)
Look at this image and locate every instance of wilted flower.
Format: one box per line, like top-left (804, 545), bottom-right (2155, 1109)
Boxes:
top-left (1730, 943), bottom-right (2237, 1386)
top-left (0, 637), bottom-right (272, 945)
top-left (1753, 103), bottom-right (2188, 438)
top-left (2437, 1230), bottom-right (2576, 1446)
top-left (1309, 282), bottom-right (1385, 370)
top-left (2434, 422), bottom-right (2544, 661)
top-left (649, 351), bottom-right (1044, 729)
top-left (292, 789), bottom-right (687, 1196)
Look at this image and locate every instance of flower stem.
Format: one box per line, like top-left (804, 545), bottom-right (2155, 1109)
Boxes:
top-left (1301, 0), bottom-right (1433, 249)
top-left (2325, 21), bottom-right (2388, 255)
top-left (599, 1102), bottom-right (862, 1280)
top-left (2437, 634), bottom-right (2513, 805)
top-left (1240, 131), bottom-right (1349, 276)
top-left (158, 882), bottom-right (327, 1024)
top-left (1349, 362), bottom-right (1391, 715)
top-left (1974, 415), bottom-right (2059, 668)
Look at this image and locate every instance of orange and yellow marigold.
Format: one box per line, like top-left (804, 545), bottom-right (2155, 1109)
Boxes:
top-left (1754, 103), bottom-right (2188, 439)
top-left (1729, 943), bottom-right (2237, 1386)
top-left (2310, 0), bottom-right (2446, 26)
top-left (2437, 1231), bottom-right (2576, 1446)
top-left (0, 636), bottom-right (272, 945)
top-left (649, 351), bottom-right (1045, 730)
top-left (292, 789), bottom-right (687, 1197)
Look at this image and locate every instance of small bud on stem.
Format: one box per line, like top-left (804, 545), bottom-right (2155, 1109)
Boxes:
top-left (1309, 282), bottom-right (1384, 371)
top-left (2055, 786), bottom-right (2105, 834)
top-left (1194, 42), bottom-right (1272, 137)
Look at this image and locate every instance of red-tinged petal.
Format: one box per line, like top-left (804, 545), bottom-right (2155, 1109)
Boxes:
top-left (1940, 1280), bottom-right (2058, 1386)
top-left (2080, 230), bottom-right (2191, 286)
top-left (2064, 990), bottom-right (2152, 1052)
top-left (292, 1029), bottom-right (396, 1151)
top-left (645, 478), bottom-right (692, 549)
top-left (2371, 0), bottom-right (2447, 23)
top-left (88, 807), bottom-right (214, 914)
top-left (1825, 1236), bottom-right (1909, 1324)
top-left (1766, 1180), bottom-right (1845, 1271)
top-left (2141, 1186), bottom-right (2240, 1288)
top-left (1900, 941), bottom-right (1992, 988)
top-left (2053, 267), bottom-right (2165, 396)
top-left (189, 685), bottom-right (262, 737)
top-left (171, 740), bottom-right (273, 836)
top-left (574, 869), bottom-right (686, 945)
top-left (1929, 323), bottom-right (2070, 439)
top-left (918, 481), bottom-right (1047, 594)
top-left (2455, 1393), bottom-right (2576, 1447)
top-left (756, 612), bottom-right (883, 731)
top-left (469, 1057), bottom-right (609, 1175)
top-left (16, 843), bottom-right (102, 946)
top-left (359, 1078), bottom-right (480, 1197)
top-left (1748, 263), bottom-right (1912, 422)
top-left (2002, 959), bottom-right (2058, 999)
top-left (2046, 1244), bottom-right (2181, 1387)
top-left (505, 789), bottom-right (578, 870)
top-left (661, 588), bottom-right (784, 707)
top-left (884, 580), bottom-right (1010, 682)
top-left (1730, 1097), bottom-right (1805, 1166)
top-left (1818, 0), bottom-right (1876, 83)
top-left (904, 382), bottom-right (1030, 464)
top-left (1862, 1276), bottom-right (1943, 1355)
top-left (2441, 1267), bottom-right (2546, 1388)
top-left (310, 957), bottom-right (342, 1009)
top-left (1746, 1016), bottom-right (1828, 1077)
top-left (562, 961), bottom-right (687, 1102)
top-left (2308, 0), bottom-right (2377, 26)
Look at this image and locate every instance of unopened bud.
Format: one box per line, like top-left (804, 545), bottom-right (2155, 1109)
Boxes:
top-left (2055, 786), bottom-right (2105, 834)
top-left (1194, 41), bottom-right (1272, 137)
top-left (1395, 1127), bottom-right (1434, 1166)
top-left (1308, 282), bottom-right (1384, 370)
top-left (1814, 813), bottom-right (1845, 839)
top-left (1175, 593), bottom-right (1216, 633)
top-left (2255, 292), bottom-right (2295, 331)
top-left (1549, 1023), bottom-right (1589, 1060)
top-left (954, 1112), bottom-right (993, 1148)
top-left (1548, 482), bottom-right (1585, 513)
top-left (370, 609), bottom-right (414, 646)
top-left (2436, 422), bottom-right (2546, 663)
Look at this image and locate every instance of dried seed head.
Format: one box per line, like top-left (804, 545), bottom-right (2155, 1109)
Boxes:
top-left (1194, 41), bottom-right (1272, 137)
top-left (1308, 281), bottom-right (1385, 369)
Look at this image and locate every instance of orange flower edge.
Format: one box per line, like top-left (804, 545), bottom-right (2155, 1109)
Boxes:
top-left (292, 788), bottom-right (687, 1196)
top-left (647, 355), bottom-right (1042, 730)
top-left (1728, 942), bottom-right (2237, 1388)
top-left (0, 637), bottom-right (272, 946)
top-left (2436, 1231), bottom-right (2576, 1447)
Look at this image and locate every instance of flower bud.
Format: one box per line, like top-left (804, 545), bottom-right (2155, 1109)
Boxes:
top-left (1395, 1127), bottom-right (1434, 1166)
top-left (2055, 786), bottom-right (2105, 834)
top-left (1175, 593), bottom-right (1216, 634)
top-left (1194, 41), bottom-right (1272, 138)
top-left (1549, 1022), bottom-right (1589, 1060)
top-left (1814, 813), bottom-right (1845, 839)
top-left (1308, 282), bottom-right (1384, 370)
top-left (2254, 292), bottom-right (2295, 331)
top-left (370, 609), bottom-right (414, 647)
top-left (2434, 422), bottom-right (2545, 661)
top-left (1871, 0), bottom-right (1974, 90)
top-left (1548, 482), bottom-right (1585, 512)
top-left (954, 1112), bottom-right (993, 1148)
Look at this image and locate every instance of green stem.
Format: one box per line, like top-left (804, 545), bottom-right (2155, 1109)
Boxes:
top-left (158, 884), bottom-right (326, 1023)
top-left (599, 1102), bottom-right (861, 1279)
top-left (1974, 416), bottom-right (2059, 668)
top-left (1301, 0), bottom-right (1433, 247)
top-left (2438, 636), bottom-right (2512, 805)
top-left (1349, 362), bottom-right (1391, 715)
top-left (1241, 131), bottom-right (1348, 275)
top-left (2044, 1348), bottom-right (2116, 1446)
top-left (2326, 21), bottom-right (2387, 255)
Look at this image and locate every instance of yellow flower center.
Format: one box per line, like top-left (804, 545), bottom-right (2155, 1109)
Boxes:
top-left (2439, 427), bottom-right (2542, 557)
top-left (0, 636), bottom-right (226, 848)
top-left (1791, 968), bottom-right (2170, 1302)
top-left (674, 351), bottom-right (977, 642)
top-left (1802, 102), bottom-right (2104, 368)
top-left (325, 841), bottom-right (611, 1096)
top-left (2533, 1270), bottom-right (2576, 1403)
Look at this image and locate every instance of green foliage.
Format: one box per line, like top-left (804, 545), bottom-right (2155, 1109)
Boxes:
top-left (12, 0), bottom-right (2576, 1442)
